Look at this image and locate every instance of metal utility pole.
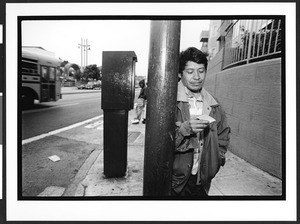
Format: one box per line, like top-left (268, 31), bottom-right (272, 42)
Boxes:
top-left (143, 20), bottom-right (181, 196)
top-left (78, 38), bottom-right (83, 67)
top-left (83, 39), bottom-right (86, 67)
top-left (78, 38), bottom-right (91, 68)
top-left (85, 39), bottom-right (90, 67)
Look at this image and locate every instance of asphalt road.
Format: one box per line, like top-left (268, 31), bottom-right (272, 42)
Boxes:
top-left (22, 92), bottom-right (103, 140)
top-left (21, 92), bottom-right (103, 197)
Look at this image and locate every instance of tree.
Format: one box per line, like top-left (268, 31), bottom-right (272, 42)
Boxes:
top-left (82, 64), bottom-right (101, 81)
top-left (60, 60), bottom-right (69, 67)
top-left (97, 66), bottom-right (102, 80)
top-left (63, 63), bottom-right (82, 81)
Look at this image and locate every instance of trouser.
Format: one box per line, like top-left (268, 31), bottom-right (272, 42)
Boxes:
top-left (135, 98), bottom-right (146, 120)
top-left (171, 174), bottom-right (208, 197)
top-left (142, 100), bottom-right (147, 119)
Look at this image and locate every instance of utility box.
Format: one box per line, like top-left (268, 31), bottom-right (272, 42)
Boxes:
top-left (102, 51), bottom-right (137, 110)
top-left (101, 51), bottom-right (137, 178)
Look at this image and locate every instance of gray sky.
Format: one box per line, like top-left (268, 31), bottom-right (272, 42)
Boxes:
top-left (22, 20), bottom-right (209, 76)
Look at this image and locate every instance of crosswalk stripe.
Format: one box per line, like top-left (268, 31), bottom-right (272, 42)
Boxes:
top-left (84, 120), bottom-right (103, 129)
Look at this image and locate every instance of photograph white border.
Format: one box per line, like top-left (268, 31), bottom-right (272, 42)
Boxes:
top-left (6, 2), bottom-right (296, 221)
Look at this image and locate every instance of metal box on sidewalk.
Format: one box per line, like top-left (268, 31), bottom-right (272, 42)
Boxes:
top-left (101, 51), bottom-right (137, 110)
top-left (101, 51), bottom-right (137, 178)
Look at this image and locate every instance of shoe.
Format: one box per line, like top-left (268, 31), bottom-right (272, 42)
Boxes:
top-left (131, 119), bottom-right (139, 124)
top-left (142, 119), bottom-right (146, 124)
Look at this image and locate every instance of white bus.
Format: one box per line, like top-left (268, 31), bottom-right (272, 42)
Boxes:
top-left (21, 47), bottom-right (62, 108)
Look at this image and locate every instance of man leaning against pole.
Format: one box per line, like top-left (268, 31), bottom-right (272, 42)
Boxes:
top-left (172, 47), bottom-right (231, 197)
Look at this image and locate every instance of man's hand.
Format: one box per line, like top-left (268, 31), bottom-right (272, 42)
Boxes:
top-left (189, 117), bottom-right (209, 134)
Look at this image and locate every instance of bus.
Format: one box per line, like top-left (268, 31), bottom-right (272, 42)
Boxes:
top-left (21, 46), bottom-right (62, 108)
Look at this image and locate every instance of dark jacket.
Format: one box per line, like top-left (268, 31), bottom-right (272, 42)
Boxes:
top-left (138, 80), bottom-right (147, 100)
top-left (138, 86), bottom-right (147, 100)
top-left (172, 81), bottom-right (230, 194)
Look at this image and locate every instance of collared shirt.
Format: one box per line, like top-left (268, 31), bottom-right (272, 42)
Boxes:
top-left (184, 87), bottom-right (204, 175)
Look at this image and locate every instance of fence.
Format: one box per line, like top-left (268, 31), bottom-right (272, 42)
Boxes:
top-left (223, 19), bottom-right (282, 69)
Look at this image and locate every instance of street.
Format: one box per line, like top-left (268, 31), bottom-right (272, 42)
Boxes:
top-left (22, 92), bottom-right (102, 140)
top-left (22, 92), bottom-right (104, 197)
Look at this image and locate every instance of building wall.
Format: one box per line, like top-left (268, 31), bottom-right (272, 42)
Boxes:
top-left (205, 58), bottom-right (282, 179)
top-left (207, 20), bottom-right (221, 60)
top-left (207, 48), bottom-right (224, 77)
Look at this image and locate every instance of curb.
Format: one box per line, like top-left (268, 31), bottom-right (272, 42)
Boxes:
top-left (61, 87), bottom-right (140, 95)
top-left (62, 90), bottom-right (101, 95)
top-left (64, 148), bottom-right (102, 196)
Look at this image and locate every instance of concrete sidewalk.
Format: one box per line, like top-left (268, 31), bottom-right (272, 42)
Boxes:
top-left (71, 109), bottom-right (282, 197)
top-left (58, 86), bottom-right (282, 197)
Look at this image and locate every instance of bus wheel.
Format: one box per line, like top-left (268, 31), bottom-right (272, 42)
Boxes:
top-left (22, 93), bottom-right (34, 109)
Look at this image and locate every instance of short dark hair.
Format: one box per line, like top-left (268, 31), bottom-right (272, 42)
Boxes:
top-left (139, 79), bottom-right (145, 87)
top-left (179, 47), bottom-right (208, 74)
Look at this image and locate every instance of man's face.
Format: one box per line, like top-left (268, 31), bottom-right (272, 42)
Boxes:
top-left (179, 61), bottom-right (206, 92)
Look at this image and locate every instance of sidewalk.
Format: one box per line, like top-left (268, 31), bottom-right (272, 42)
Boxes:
top-left (58, 87), bottom-right (282, 197)
top-left (70, 109), bottom-right (282, 197)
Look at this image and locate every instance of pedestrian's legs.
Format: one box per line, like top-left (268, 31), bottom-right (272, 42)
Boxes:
top-left (136, 104), bottom-right (143, 120)
top-left (142, 100), bottom-right (147, 123)
top-left (132, 98), bottom-right (144, 124)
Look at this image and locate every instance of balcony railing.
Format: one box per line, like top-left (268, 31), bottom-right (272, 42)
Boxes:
top-left (223, 19), bottom-right (282, 69)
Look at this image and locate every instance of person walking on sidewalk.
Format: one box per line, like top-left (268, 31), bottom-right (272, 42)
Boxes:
top-left (131, 79), bottom-right (147, 124)
top-left (172, 47), bottom-right (230, 197)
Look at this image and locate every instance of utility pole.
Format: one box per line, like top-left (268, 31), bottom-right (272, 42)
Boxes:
top-left (143, 20), bottom-right (181, 196)
top-left (78, 38), bottom-right (83, 68)
top-left (83, 39), bottom-right (86, 67)
top-left (78, 38), bottom-right (91, 68)
top-left (85, 39), bottom-right (91, 67)
top-left (83, 39), bottom-right (87, 67)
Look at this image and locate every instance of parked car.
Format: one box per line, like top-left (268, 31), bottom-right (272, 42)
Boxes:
top-left (93, 80), bottom-right (102, 90)
top-left (85, 81), bottom-right (95, 89)
top-left (77, 84), bottom-right (85, 89)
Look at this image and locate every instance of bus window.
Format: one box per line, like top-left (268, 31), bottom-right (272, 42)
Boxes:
top-left (41, 66), bottom-right (48, 82)
top-left (49, 67), bottom-right (55, 83)
top-left (21, 61), bottom-right (38, 76)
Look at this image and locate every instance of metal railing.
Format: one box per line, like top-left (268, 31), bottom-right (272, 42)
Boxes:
top-left (223, 19), bottom-right (282, 69)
